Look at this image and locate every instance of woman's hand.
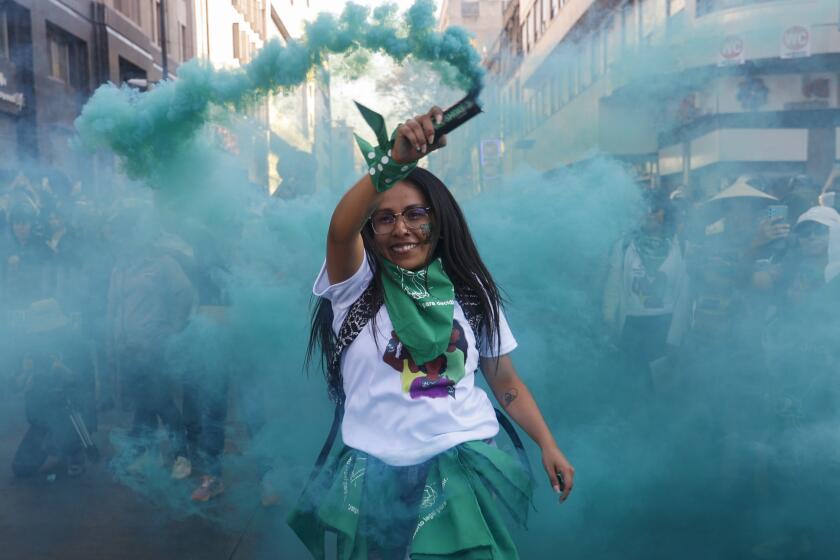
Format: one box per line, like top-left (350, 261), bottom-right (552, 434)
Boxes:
top-left (541, 443), bottom-right (575, 503)
top-left (391, 106), bottom-right (448, 165)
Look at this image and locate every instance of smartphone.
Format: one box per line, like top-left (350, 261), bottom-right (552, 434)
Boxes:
top-left (767, 205), bottom-right (788, 223)
top-left (820, 192), bottom-right (837, 209)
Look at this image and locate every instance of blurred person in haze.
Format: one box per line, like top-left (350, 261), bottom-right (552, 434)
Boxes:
top-left (290, 106), bottom-right (575, 559)
top-left (11, 299), bottom-right (95, 478)
top-left (106, 205), bottom-right (196, 478)
top-left (177, 224), bottom-right (281, 504)
top-left (4, 199), bottom-right (55, 310)
top-left (763, 207), bottom-right (840, 380)
top-left (602, 190), bottom-right (690, 385)
top-left (779, 207), bottom-right (840, 305)
top-left (178, 232), bottom-right (234, 502)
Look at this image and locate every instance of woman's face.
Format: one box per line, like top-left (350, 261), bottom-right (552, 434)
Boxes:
top-left (797, 222), bottom-right (830, 258)
top-left (371, 181), bottom-right (435, 270)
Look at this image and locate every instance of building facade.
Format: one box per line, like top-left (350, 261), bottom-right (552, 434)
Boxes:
top-left (439, 0), bottom-right (505, 59)
top-left (0, 0), bottom-right (193, 172)
top-left (264, 0), bottom-right (333, 197)
top-left (478, 0), bottom-right (840, 196)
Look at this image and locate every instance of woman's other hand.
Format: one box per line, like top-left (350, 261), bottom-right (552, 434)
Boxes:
top-left (391, 106), bottom-right (447, 165)
top-left (541, 444), bottom-right (575, 503)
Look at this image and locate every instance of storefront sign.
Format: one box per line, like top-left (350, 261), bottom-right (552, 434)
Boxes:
top-left (781, 25), bottom-right (810, 59)
top-left (0, 71), bottom-right (25, 114)
top-left (717, 35), bottom-right (745, 67)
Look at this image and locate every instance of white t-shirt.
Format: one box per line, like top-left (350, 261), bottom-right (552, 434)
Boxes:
top-left (313, 256), bottom-right (518, 467)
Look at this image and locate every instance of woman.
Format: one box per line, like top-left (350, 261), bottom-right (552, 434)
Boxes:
top-left (289, 106), bottom-right (574, 559)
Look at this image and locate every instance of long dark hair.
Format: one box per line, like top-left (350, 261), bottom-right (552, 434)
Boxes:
top-left (306, 167), bottom-right (504, 401)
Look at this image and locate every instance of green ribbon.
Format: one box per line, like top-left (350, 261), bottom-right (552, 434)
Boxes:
top-left (379, 257), bottom-right (455, 366)
top-left (353, 101), bottom-right (417, 193)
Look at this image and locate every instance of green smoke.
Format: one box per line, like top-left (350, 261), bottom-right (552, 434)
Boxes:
top-left (73, 0), bottom-right (483, 182)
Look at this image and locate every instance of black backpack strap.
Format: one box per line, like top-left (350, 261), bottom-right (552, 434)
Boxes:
top-left (309, 401), bottom-right (344, 485)
top-left (495, 407), bottom-right (533, 477)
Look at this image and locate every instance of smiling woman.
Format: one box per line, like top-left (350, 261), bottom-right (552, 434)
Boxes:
top-left (288, 105), bottom-right (575, 559)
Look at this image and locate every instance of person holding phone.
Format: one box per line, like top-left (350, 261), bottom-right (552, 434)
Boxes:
top-left (288, 106), bottom-right (574, 559)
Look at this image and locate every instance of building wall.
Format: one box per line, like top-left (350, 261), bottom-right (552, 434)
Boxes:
top-left (0, 0), bottom-right (193, 171)
top-left (439, 0), bottom-right (504, 59)
top-left (482, 0), bottom-right (840, 195)
top-left (265, 0), bottom-right (333, 197)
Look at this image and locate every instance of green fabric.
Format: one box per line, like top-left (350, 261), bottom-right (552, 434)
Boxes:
top-left (380, 258), bottom-right (455, 365)
top-left (353, 101), bottom-right (417, 193)
top-left (287, 441), bottom-right (533, 560)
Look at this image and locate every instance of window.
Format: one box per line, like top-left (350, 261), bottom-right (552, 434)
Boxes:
top-left (48, 29), bottom-right (70, 83)
top-left (461, 1), bottom-right (480, 19)
top-left (524, 15), bottom-right (532, 52)
top-left (46, 24), bottom-right (89, 93)
top-left (0, 10), bottom-right (8, 60)
top-left (232, 23), bottom-right (240, 60)
top-left (551, 0), bottom-right (559, 18)
top-left (153, 0), bottom-right (163, 46)
top-left (114, 0), bottom-right (141, 23)
top-left (521, 22), bottom-right (528, 53)
top-left (668, 0), bottom-right (686, 15)
top-left (532, 9), bottom-right (538, 42)
top-left (180, 23), bottom-right (191, 60)
top-left (540, 0), bottom-right (546, 32)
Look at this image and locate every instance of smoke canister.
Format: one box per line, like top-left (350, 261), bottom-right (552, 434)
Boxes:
top-left (432, 90), bottom-right (483, 144)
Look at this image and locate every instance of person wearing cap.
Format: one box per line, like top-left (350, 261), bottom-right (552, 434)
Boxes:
top-left (11, 299), bottom-right (95, 478)
top-left (778, 206), bottom-right (840, 307)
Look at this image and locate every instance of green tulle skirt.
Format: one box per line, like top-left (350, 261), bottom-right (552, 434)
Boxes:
top-left (287, 441), bottom-right (533, 560)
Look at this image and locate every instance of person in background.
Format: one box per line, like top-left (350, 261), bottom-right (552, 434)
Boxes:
top-left (780, 206), bottom-right (840, 307)
top-left (11, 299), bottom-right (95, 478)
top-left (106, 206), bottom-right (196, 478)
top-left (4, 200), bottom-right (54, 311)
top-left (603, 190), bottom-right (690, 384)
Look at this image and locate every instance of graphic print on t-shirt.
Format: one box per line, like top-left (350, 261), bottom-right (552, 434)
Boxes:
top-left (383, 320), bottom-right (468, 399)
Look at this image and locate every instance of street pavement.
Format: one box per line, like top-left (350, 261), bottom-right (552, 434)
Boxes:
top-left (0, 394), bottom-right (310, 560)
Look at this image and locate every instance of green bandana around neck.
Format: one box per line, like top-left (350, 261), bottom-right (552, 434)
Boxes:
top-left (379, 257), bottom-right (455, 365)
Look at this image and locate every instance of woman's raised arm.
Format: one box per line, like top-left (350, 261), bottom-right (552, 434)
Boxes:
top-left (325, 106), bottom-right (446, 284)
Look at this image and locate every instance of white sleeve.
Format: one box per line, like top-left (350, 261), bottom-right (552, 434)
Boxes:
top-left (479, 306), bottom-right (518, 358)
top-left (313, 256), bottom-right (374, 333)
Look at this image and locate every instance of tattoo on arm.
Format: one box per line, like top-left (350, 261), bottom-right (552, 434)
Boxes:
top-left (502, 388), bottom-right (519, 408)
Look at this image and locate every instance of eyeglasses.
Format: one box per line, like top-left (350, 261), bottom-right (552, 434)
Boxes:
top-left (369, 206), bottom-right (432, 235)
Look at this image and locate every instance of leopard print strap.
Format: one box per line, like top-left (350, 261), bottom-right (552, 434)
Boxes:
top-left (328, 284), bottom-right (378, 401)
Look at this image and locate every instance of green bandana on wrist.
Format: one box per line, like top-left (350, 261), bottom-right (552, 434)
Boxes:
top-left (353, 101), bottom-right (417, 193)
top-left (379, 257), bottom-right (455, 365)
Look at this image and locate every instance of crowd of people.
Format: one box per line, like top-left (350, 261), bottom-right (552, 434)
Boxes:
top-left (602, 172), bottom-right (840, 508)
top-left (0, 167), bottom-right (279, 505)
top-left (603, 173), bottom-right (840, 384)
top-left (2, 163), bottom-right (837, 515)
